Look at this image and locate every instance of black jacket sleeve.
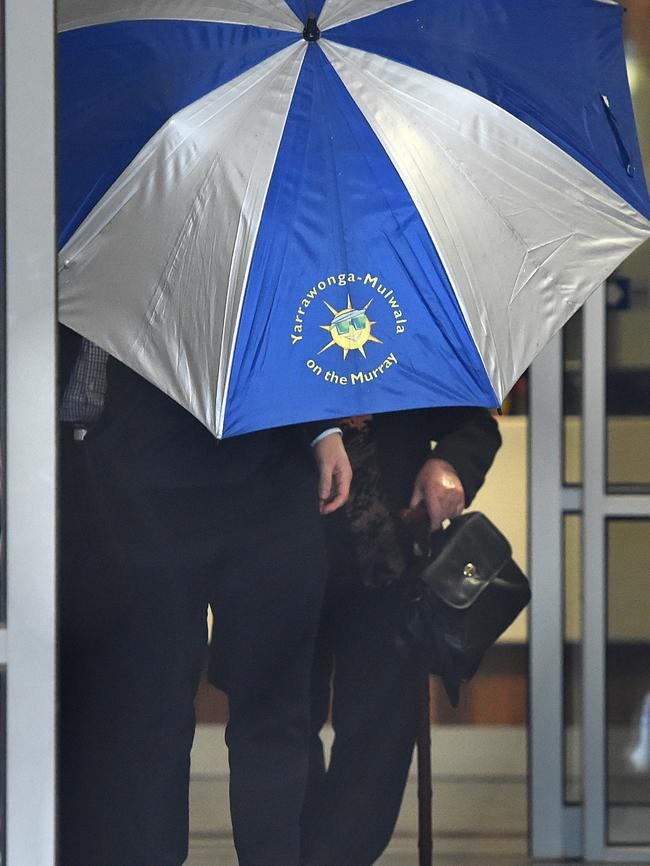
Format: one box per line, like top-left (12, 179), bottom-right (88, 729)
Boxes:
top-left (58, 324), bottom-right (83, 404)
top-left (299, 419), bottom-right (344, 449)
top-left (427, 407), bottom-right (502, 507)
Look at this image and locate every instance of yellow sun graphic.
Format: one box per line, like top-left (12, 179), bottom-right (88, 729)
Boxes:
top-left (318, 295), bottom-right (382, 360)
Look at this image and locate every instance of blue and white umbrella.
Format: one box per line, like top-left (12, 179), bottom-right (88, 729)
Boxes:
top-left (58, 0), bottom-right (650, 437)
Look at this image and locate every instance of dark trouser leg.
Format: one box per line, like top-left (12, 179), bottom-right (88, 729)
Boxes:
top-left (299, 606), bottom-right (335, 857)
top-left (60, 480), bottom-right (213, 866)
top-left (302, 573), bottom-right (420, 866)
top-left (59, 432), bottom-right (124, 866)
top-left (210, 471), bottom-right (327, 866)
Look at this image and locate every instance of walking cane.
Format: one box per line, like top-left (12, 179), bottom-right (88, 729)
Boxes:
top-left (417, 668), bottom-right (433, 866)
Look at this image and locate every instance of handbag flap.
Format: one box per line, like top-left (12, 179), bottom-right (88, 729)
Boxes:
top-left (419, 513), bottom-right (512, 609)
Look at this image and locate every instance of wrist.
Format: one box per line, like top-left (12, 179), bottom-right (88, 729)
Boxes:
top-left (310, 427), bottom-right (343, 448)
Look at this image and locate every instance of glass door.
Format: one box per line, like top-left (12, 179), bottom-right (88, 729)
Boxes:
top-left (582, 4), bottom-right (650, 856)
top-left (582, 285), bottom-right (650, 861)
top-left (530, 6), bottom-right (650, 858)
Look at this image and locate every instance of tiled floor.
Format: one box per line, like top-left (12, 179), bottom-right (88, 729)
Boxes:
top-left (186, 724), bottom-right (650, 865)
top-left (188, 724), bottom-right (529, 844)
top-left (186, 840), bottom-right (604, 866)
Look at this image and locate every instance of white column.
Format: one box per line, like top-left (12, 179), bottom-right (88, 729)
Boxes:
top-left (529, 333), bottom-right (582, 858)
top-left (5, 0), bottom-right (57, 863)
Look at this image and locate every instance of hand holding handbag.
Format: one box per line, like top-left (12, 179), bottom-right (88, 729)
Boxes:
top-left (399, 511), bottom-right (531, 707)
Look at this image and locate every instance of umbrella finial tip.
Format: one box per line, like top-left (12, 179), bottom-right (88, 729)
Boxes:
top-left (303, 14), bottom-right (321, 42)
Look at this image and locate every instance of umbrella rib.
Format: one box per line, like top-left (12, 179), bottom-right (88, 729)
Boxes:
top-left (318, 0), bottom-right (413, 32)
top-left (61, 52), bottom-right (290, 269)
top-left (318, 39), bottom-right (503, 396)
top-left (66, 43), bottom-right (308, 434)
top-left (58, 0), bottom-right (303, 33)
top-left (214, 44), bottom-right (308, 437)
top-left (320, 39), bottom-right (650, 401)
top-left (321, 40), bottom-right (501, 392)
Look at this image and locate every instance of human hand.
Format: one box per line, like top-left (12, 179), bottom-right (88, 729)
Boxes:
top-left (312, 432), bottom-right (352, 515)
top-left (409, 458), bottom-right (465, 531)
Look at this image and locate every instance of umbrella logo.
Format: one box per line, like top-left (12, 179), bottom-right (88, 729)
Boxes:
top-left (318, 295), bottom-right (382, 360)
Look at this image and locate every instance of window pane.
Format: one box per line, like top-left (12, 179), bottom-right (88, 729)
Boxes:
top-left (0, 671), bottom-right (5, 866)
top-left (563, 308), bottom-right (582, 486)
top-left (0, 0), bottom-right (6, 625)
top-left (607, 519), bottom-right (650, 845)
top-left (606, 14), bottom-right (650, 490)
top-left (606, 293), bottom-right (650, 489)
top-left (1, 9), bottom-right (7, 864)
top-left (564, 514), bottom-right (582, 804)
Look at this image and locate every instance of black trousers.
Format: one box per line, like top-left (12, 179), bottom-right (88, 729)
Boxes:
top-left (299, 514), bottom-right (420, 866)
top-left (59, 434), bottom-right (327, 866)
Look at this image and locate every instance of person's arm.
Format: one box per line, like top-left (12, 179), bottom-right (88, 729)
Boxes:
top-left (301, 420), bottom-right (352, 515)
top-left (312, 429), bottom-right (352, 514)
top-left (428, 408), bottom-right (502, 507)
top-left (409, 408), bottom-right (501, 530)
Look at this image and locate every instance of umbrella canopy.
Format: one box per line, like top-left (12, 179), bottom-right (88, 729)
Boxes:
top-left (58, 0), bottom-right (650, 438)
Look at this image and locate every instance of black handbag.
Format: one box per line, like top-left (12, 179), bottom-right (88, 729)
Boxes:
top-left (400, 511), bottom-right (531, 707)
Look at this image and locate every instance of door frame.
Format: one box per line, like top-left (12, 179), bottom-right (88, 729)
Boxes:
top-left (530, 287), bottom-right (650, 861)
